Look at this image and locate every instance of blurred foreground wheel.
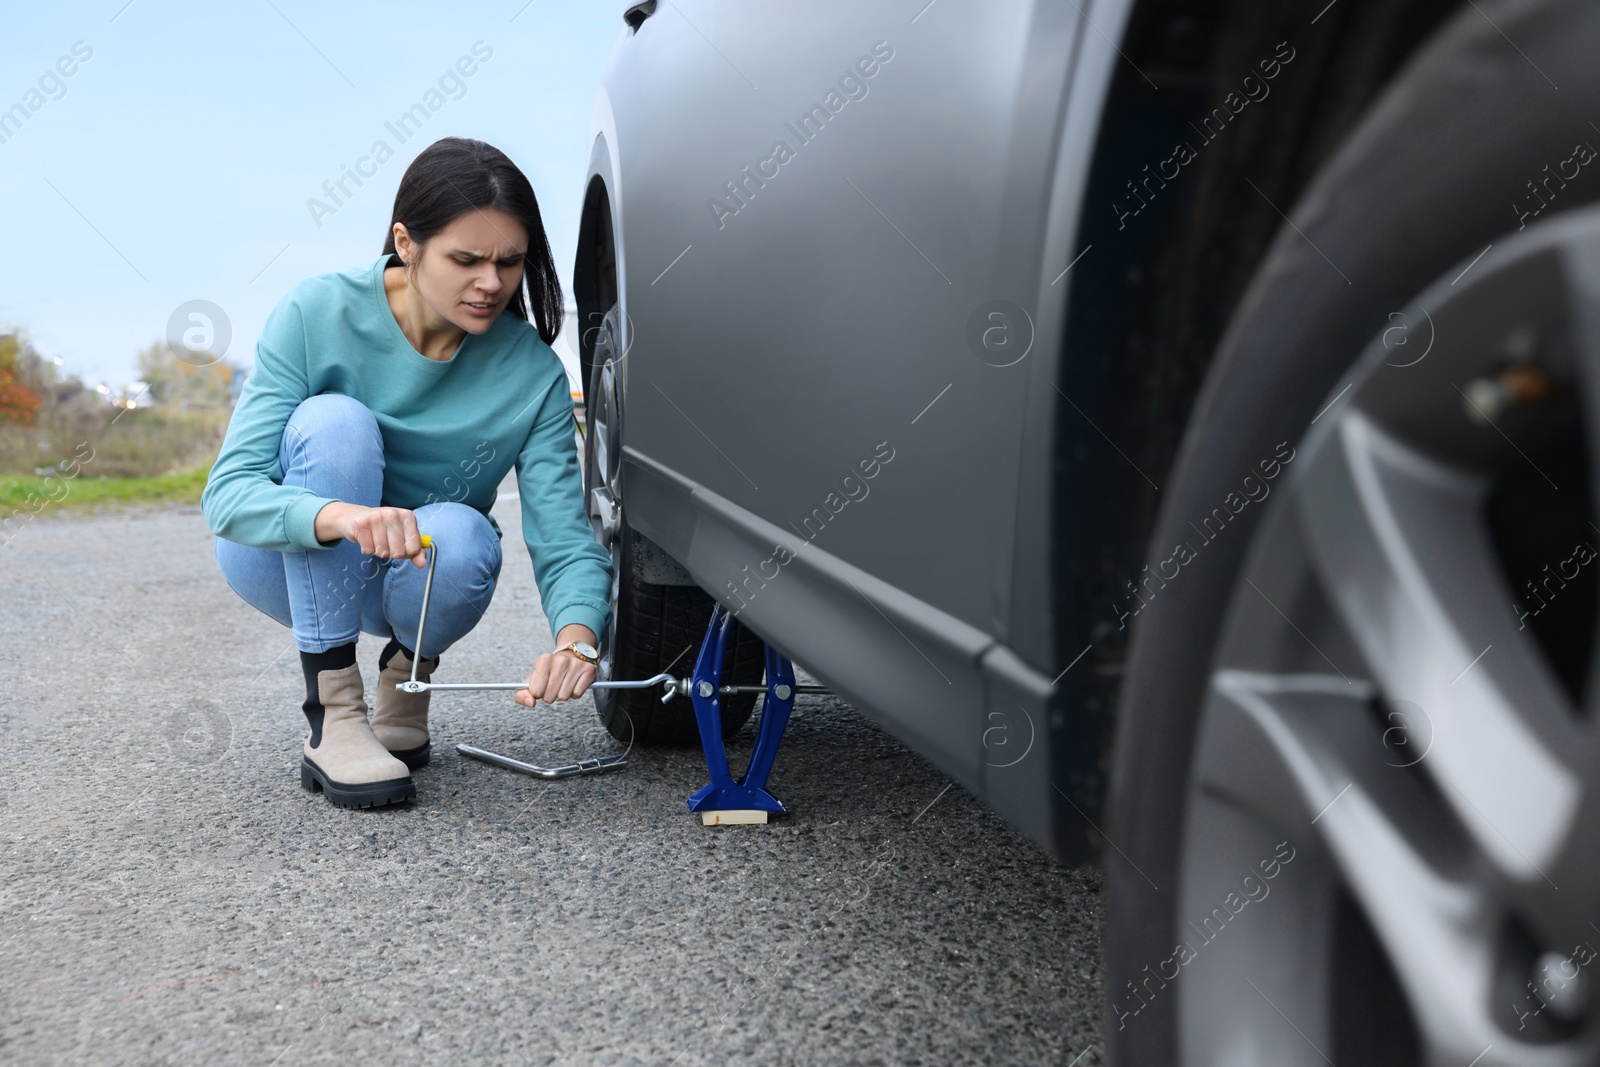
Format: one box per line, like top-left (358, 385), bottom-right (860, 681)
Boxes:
top-left (1106, 2), bottom-right (1600, 1063)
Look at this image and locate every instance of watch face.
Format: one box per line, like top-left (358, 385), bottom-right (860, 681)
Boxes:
top-left (572, 641), bottom-right (599, 660)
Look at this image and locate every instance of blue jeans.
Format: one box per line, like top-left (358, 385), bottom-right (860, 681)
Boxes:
top-left (214, 394), bottom-right (502, 658)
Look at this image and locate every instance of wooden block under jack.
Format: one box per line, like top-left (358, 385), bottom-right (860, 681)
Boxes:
top-left (700, 810), bottom-right (769, 826)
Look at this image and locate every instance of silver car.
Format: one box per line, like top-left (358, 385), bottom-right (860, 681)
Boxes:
top-left (574, 1), bottom-right (1600, 1062)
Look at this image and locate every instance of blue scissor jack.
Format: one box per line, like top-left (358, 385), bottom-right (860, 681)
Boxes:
top-left (686, 603), bottom-right (798, 825)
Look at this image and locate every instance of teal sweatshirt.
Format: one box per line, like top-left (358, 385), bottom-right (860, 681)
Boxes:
top-left (201, 252), bottom-right (613, 642)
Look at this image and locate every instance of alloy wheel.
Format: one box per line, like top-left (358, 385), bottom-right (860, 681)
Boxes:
top-left (1172, 206), bottom-right (1600, 1065)
top-left (584, 307), bottom-right (626, 688)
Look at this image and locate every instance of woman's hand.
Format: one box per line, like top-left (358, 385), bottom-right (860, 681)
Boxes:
top-left (515, 649), bottom-right (598, 707)
top-left (314, 502), bottom-right (428, 568)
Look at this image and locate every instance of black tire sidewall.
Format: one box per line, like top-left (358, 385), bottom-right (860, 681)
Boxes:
top-left (1105, 1), bottom-right (1600, 1061)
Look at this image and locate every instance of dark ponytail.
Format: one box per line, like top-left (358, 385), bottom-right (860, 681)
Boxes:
top-left (382, 136), bottom-right (563, 347)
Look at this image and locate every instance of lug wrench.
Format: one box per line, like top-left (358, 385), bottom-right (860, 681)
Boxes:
top-left (398, 537), bottom-right (828, 780)
top-left (401, 538), bottom-right (829, 794)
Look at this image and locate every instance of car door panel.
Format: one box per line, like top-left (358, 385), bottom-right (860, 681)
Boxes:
top-left (608, 2), bottom-right (1042, 620)
top-left (599, 0), bottom-right (1114, 853)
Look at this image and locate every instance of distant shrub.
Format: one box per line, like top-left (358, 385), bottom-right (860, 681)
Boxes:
top-left (0, 329), bottom-right (236, 478)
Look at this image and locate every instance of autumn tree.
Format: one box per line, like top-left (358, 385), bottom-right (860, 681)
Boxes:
top-left (0, 333), bottom-right (44, 426)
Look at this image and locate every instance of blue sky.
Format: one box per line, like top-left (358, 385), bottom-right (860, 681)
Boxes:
top-left (0, 1), bottom-right (624, 390)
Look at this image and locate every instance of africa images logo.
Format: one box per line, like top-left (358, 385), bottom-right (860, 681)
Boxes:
top-left (306, 41), bottom-right (494, 229)
top-left (706, 41), bottom-right (896, 231)
top-left (1112, 841), bottom-right (1298, 1030)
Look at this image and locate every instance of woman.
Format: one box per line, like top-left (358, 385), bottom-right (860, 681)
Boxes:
top-left (203, 137), bottom-right (613, 810)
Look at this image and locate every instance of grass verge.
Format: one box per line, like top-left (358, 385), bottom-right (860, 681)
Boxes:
top-left (0, 464), bottom-right (211, 514)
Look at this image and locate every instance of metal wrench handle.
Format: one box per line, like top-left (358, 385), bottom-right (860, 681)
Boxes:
top-left (405, 535), bottom-right (655, 695)
top-left (396, 672), bottom-right (680, 695)
top-left (409, 534), bottom-right (437, 687)
top-left (403, 539), bottom-right (832, 703)
top-left (455, 745), bottom-right (626, 780)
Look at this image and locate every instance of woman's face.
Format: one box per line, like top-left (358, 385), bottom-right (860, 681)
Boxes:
top-left (394, 207), bottom-right (529, 335)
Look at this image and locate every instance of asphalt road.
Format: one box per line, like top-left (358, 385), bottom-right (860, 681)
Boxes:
top-left (0, 493), bottom-right (1103, 1066)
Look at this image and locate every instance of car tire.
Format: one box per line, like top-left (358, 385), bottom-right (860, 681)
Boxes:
top-left (582, 307), bottom-right (763, 746)
top-left (1104, 1), bottom-right (1600, 1063)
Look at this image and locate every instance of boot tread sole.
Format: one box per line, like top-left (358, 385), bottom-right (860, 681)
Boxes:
top-left (300, 757), bottom-right (415, 808)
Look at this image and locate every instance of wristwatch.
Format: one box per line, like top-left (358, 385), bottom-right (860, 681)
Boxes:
top-left (557, 640), bottom-right (599, 665)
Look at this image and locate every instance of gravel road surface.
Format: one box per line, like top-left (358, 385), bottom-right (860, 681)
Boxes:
top-left (1, 495), bottom-right (1103, 1065)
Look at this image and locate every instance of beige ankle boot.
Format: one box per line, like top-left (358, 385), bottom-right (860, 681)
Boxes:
top-left (299, 653), bottom-right (414, 808)
top-left (372, 639), bottom-right (437, 770)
